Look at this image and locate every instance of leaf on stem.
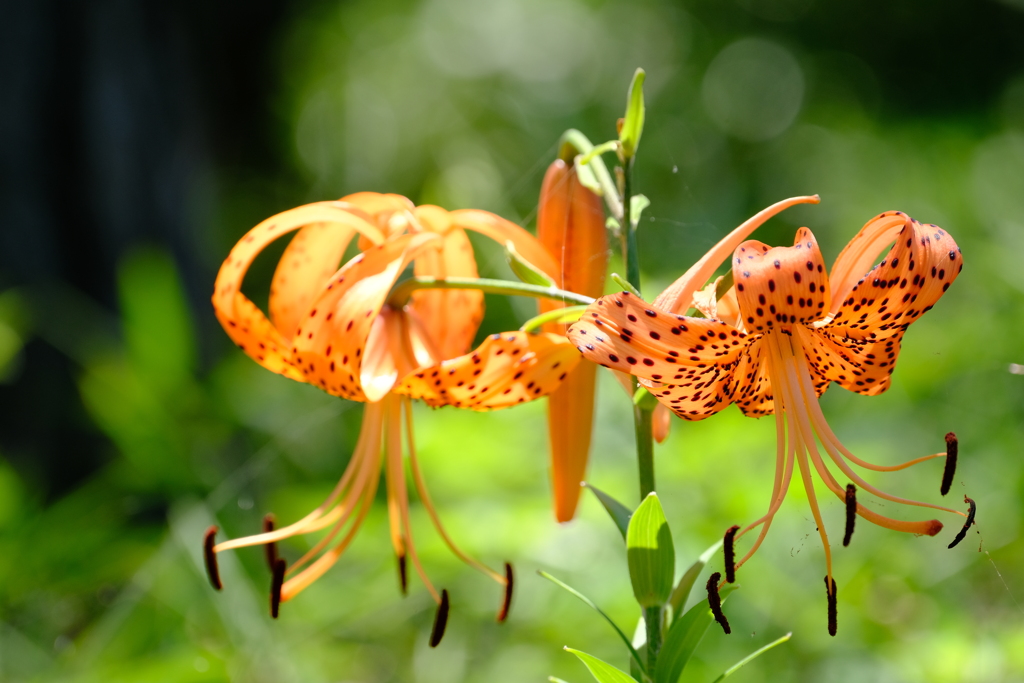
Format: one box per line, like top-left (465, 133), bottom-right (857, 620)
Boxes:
top-left (505, 241), bottom-right (555, 287)
top-left (539, 571), bottom-right (648, 674)
top-left (630, 194), bottom-right (650, 231)
top-left (626, 493), bottom-right (675, 608)
top-left (654, 584), bottom-right (738, 683)
top-left (610, 273), bottom-right (642, 298)
top-left (709, 633), bottom-right (792, 683)
top-left (585, 483), bottom-right (634, 539)
top-left (668, 540), bottom-right (723, 618)
top-left (565, 648), bottom-right (640, 683)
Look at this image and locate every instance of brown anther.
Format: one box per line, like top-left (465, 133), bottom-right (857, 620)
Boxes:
top-left (824, 576), bottom-right (837, 636)
top-left (948, 495), bottom-right (977, 549)
top-left (270, 557), bottom-right (286, 619)
top-left (262, 514), bottom-right (278, 571)
top-left (429, 589), bottom-right (450, 647)
top-left (706, 572), bottom-right (731, 634)
top-left (723, 525), bottom-right (740, 583)
top-left (940, 432), bottom-right (958, 496)
top-left (397, 554), bottom-right (408, 595)
top-left (203, 525), bottom-right (222, 591)
top-left (843, 484), bottom-right (857, 547)
top-left (496, 562), bottom-right (514, 623)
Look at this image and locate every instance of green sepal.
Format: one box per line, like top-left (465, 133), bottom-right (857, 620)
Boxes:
top-left (610, 273), bottom-right (642, 298)
top-left (565, 648), bottom-right (639, 683)
top-left (505, 241), bottom-right (555, 287)
top-left (585, 483), bottom-right (634, 539)
top-left (620, 68), bottom-right (646, 159)
top-left (654, 584), bottom-right (738, 683)
top-left (626, 493), bottom-right (675, 608)
top-left (668, 539), bottom-right (723, 618)
top-left (710, 632), bottom-right (792, 683)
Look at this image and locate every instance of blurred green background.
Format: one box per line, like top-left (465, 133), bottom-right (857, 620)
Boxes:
top-left (2, 0), bottom-right (1024, 681)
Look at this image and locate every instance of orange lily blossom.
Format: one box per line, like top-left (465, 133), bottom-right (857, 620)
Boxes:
top-left (207, 192), bottom-right (581, 635)
top-left (536, 159), bottom-right (609, 522)
top-left (567, 195), bottom-right (968, 633)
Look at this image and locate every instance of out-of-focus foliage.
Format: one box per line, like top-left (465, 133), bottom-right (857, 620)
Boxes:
top-left (2, 0), bottom-right (1024, 682)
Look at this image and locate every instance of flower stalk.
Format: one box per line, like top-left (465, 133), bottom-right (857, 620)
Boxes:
top-left (387, 276), bottom-right (594, 309)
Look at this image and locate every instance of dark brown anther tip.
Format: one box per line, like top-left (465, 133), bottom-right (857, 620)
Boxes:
top-left (262, 514), bottom-right (278, 571)
top-left (397, 554), bottom-right (408, 595)
top-left (843, 484), bottom-right (857, 547)
top-left (203, 525), bottom-right (222, 591)
top-left (496, 562), bottom-right (514, 623)
top-left (941, 432), bottom-right (958, 496)
top-left (706, 572), bottom-right (731, 635)
top-left (825, 576), bottom-right (837, 637)
top-left (270, 557), bottom-right (286, 619)
top-left (429, 589), bottom-right (450, 648)
top-left (947, 495), bottom-right (977, 549)
top-left (723, 525), bottom-right (740, 583)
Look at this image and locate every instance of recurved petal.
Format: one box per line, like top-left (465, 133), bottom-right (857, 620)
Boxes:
top-left (212, 202), bottom-right (384, 380)
top-left (653, 195), bottom-right (820, 314)
top-left (823, 215), bottom-right (962, 342)
top-left (827, 211), bottom-right (906, 309)
top-left (289, 233), bottom-right (439, 401)
top-left (339, 192), bottom-right (416, 223)
top-left (800, 324), bottom-right (903, 396)
top-left (727, 336), bottom-right (776, 417)
top-left (451, 209), bottom-right (561, 282)
top-left (394, 331), bottom-right (580, 410)
top-left (270, 223), bottom-right (356, 339)
top-left (566, 292), bottom-right (748, 382)
top-left (411, 225), bottom-right (485, 361)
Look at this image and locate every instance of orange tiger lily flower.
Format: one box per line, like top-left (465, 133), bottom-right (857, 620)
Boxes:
top-left (536, 159), bottom-right (609, 522)
top-left (208, 193), bottom-right (579, 634)
top-left (567, 196), bottom-right (968, 633)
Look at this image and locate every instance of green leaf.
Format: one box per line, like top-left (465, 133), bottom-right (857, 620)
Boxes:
top-left (505, 241), bottom-right (555, 287)
top-left (610, 273), bottom-right (642, 298)
top-left (632, 386), bottom-right (660, 411)
top-left (565, 648), bottom-right (639, 683)
top-left (538, 571), bottom-right (647, 674)
top-left (578, 140), bottom-right (620, 166)
top-left (668, 539), bottom-right (723, 617)
top-left (550, 678), bottom-right (574, 683)
top-left (629, 194), bottom-right (650, 230)
top-left (710, 632), bottom-right (792, 683)
top-left (585, 484), bottom-right (634, 539)
top-left (655, 585), bottom-right (738, 683)
top-left (626, 493), bottom-right (675, 607)
top-left (620, 68), bottom-right (646, 159)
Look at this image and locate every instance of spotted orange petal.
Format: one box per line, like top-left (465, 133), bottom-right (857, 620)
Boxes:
top-left (732, 227), bottom-right (832, 334)
top-left (289, 233), bottom-right (439, 401)
top-left (411, 206), bottom-right (484, 361)
top-left (394, 331), bottom-right (580, 410)
top-left (822, 215), bottom-right (963, 343)
top-left (653, 196), bottom-right (820, 314)
top-left (451, 209), bottom-right (561, 281)
top-left (827, 211), bottom-right (906, 311)
top-left (567, 291), bottom-right (747, 382)
top-left (799, 325), bottom-right (900, 397)
top-left (269, 223), bottom-right (357, 339)
top-left (212, 202), bottom-right (384, 380)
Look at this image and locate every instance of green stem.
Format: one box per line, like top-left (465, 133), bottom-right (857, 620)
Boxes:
top-left (644, 606), bottom-right (662, 674)
top-left (634, 399), bottom-right (656, 498)
top-left (623, 157), bottom-right (641, 295)
top-left (387, 277), bottom-right (595, 309)
top-left (519, 304), bottom-right (589, 333)
top-left (558, 129), bottom-right (624, 221)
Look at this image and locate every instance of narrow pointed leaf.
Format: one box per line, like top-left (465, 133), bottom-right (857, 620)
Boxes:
top-left (565, 648), bottom-right (639, 683)
top-left (550, 677), bottom-right (574, 683)
top-left (539, 571), bottom-right (647, 674)
top-left (626, 493), bottom-right (675, 607)
top-left (585, 483), bottom-right (634, 539)
top-left (655, 584), bottom-right (738, 683)
top-left (505, 241), bottom-right (555, 287)
top-left (610, 273), bottom-right (642, 298)
top-left (620, 68), bottom-right (646, 159)
top-left (710, 632), bottom-right (792, 683)
top-left (668, 539), bottom-right (723, 617)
